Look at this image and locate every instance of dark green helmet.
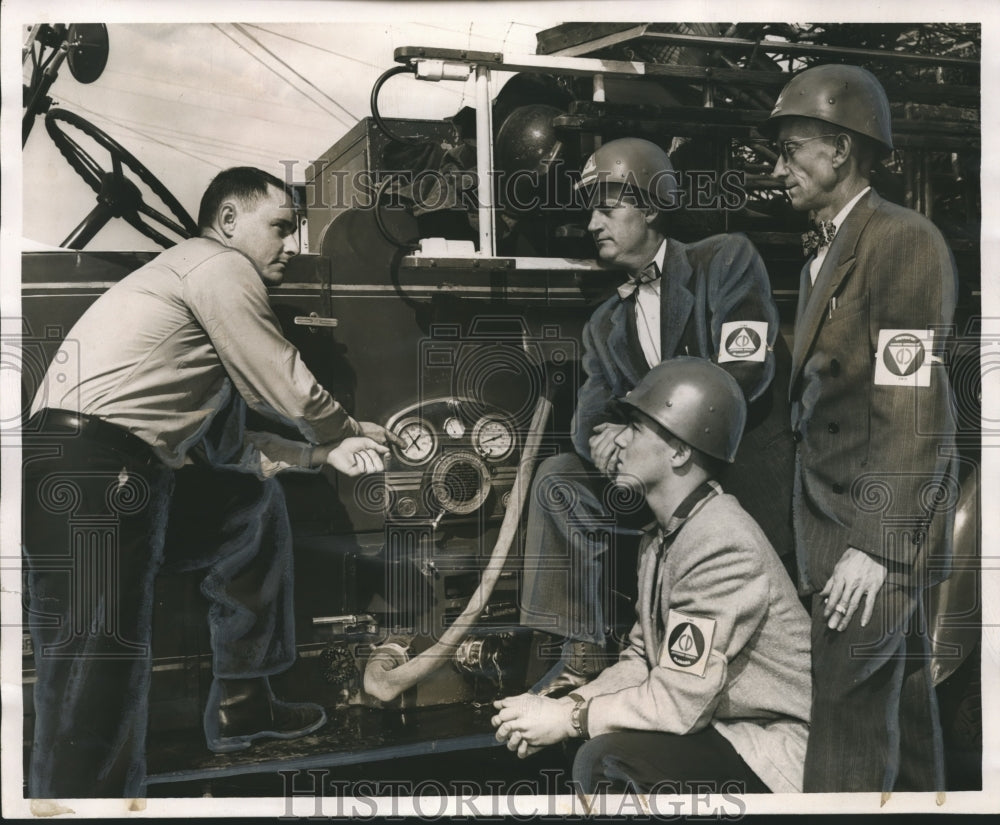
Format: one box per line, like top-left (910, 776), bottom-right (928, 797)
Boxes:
top-left (764, 64), bottom-right (893, 152)
top-left (576, 137), bottom-right (677, 208)
top-left (621, 357), bottom-right (746, 463)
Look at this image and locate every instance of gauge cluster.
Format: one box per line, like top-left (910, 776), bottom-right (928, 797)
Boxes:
top-left (383, 398), bottom-right (520, 522)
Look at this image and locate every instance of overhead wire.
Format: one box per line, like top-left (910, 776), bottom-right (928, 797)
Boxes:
top-left (231, 23), bottom-right (359, 124)
top-left (80, 72), bottom-right (335, 136)
top-left (58, 104), bottom-right (282, 168)
top-left (100, 67), bottom-right (343, 120)
top-left (241, 24), bottom-right (384, 69)
top-left (244, 23), bottom-right (465, 99)
top-left (60, 87), bottom-right (312, 160)
top-left (212, 23), bottom-right (353, 128)
top-left (51, 95), bottom-right (221, 170)
top-left (409, 21), bottom-right (517, 44)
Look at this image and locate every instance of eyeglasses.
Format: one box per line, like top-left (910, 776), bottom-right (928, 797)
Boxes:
top-left (772, 134), bottom-right (840, 163)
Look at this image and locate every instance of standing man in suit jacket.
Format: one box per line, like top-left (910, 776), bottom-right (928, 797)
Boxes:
top-left (764, 64), bottom-right (958, 792)
top-left (519, 138), bottom-right (793, 697)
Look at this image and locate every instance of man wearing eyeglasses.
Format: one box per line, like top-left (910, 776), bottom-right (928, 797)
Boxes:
top-left (763, 64), bottom-right (958, 793)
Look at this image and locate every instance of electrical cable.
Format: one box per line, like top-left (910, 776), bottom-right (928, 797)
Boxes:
top-left (372, 175), bottom-right (418, 248)
top-left (370, 64), bottom-right (424, 145)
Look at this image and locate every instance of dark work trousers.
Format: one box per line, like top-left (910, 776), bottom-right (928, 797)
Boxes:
top-left (804, 584), bottom-right (944, 792)
top-left (573, 727), bottom-right (771, 795)
top-left (23, 429), bottom-right (295, 798)
top-left (519, 451), bottom-right (649, 647)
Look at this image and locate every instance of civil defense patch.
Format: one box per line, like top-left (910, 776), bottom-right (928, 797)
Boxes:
top-left (874, 329), bottom-right (934, 387)
top-left (662, 609), bottom-right (716, 677)
top-left (718, 320), bottom-right (768, 363)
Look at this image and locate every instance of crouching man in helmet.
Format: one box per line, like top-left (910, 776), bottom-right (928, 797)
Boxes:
top-left (763, 64), bottom-right (958, 793)
top-left (494, 359), bottom-right (811, 794)
top-left (519, 136), bottom-right (793, 696)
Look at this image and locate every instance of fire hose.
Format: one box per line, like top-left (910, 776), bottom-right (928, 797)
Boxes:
top-left (363, 394), bottom-right (552, 702)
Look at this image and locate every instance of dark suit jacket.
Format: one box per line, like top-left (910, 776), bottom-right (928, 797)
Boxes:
top-left (790, 189), bottom-right (957, 591)
top-left (572, 232), bottom-right (795, 557)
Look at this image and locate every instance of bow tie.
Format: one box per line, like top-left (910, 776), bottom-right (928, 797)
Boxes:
top-left (801, 220), bottom-right (837, 257)
top-left (617, 261), bottom-right (660, 300)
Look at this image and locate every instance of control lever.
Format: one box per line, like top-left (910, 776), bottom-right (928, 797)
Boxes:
top-left (431, 508), bottom-right (447, 531)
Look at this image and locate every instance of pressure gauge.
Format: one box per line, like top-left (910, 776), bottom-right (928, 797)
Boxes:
top-left (472, 416), bottom-right (515, 461)
top-left (443, 416), bottom-right (466, 439)
top-left (392, 417), bottom-right (437, 466)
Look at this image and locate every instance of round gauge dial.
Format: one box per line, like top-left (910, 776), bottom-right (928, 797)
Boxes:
top-left (443, 416), bottom-right (466, 439)
top-left (472, 416), bottom-right (515, 461)
top-left (392, 417), bottom-right (437, 466)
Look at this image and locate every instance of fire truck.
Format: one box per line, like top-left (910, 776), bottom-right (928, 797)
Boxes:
top-left (16, 21), bottom-right (981, 795)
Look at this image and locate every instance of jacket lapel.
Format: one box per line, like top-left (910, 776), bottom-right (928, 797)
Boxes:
top-left (660, 239), bottom-right (695, 361)
top-left (789, 190), bottom-right (881, 390)
top-left (606, 298), bottom-right (647, 386)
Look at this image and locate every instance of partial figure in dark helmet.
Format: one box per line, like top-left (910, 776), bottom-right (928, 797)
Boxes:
top-left (496, 359), bottom-right (810, 794)
top-left (518, 137), bottom-right (794, 697)
top-left (763, 64), bottom-right (958, 792)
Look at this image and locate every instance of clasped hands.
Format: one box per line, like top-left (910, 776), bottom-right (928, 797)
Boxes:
top-left (491, 693), bottom-right (576, 759)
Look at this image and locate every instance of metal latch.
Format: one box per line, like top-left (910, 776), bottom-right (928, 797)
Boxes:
top-left (294, 312), bottom-right (338, 332)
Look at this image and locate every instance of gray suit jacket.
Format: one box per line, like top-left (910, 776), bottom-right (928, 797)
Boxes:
top-left (571, 233), bottom-right (796, 556)
top-left (790, 189), bottom-right (957, 591)
top-left (573, 493), bottom-right (811, 792)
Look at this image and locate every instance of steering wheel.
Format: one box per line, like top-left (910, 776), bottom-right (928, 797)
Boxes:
top-left (44, 108), bottom-right (199, 249)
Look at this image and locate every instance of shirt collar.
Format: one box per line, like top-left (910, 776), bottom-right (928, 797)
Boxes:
top-left (635, 240), bottom-right (667, 292)
top-left (830, 186), bottom-right (871, 234)
top-left (648, 239), bottom-right (668, 278)
top-left (656, 479), bottom-right (722, 544)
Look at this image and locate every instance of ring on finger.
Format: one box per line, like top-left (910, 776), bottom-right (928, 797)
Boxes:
top-left (834, 603), bottom-right (848, 615)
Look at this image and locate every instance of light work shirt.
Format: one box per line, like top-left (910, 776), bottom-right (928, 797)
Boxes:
top-left (32, 235), bottom-right (360, 469)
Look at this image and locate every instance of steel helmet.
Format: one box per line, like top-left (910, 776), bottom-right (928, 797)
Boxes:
top-left (620, 357), bottom-right (746, 463)
top-left (495, 104), bottom-right (565, 178)
top-left (763, 64), bottom-right (893, 152)
top-left (576, 137), bottom-right (677, 209)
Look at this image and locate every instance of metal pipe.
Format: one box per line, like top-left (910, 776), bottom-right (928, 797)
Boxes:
top-left (474, 65), bottom-right (495, 256)
top-left (592, 73), bottom-right (605, 102)
top-left (639, 31), bottom-right (979, 68)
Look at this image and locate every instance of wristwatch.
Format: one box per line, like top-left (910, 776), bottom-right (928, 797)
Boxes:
top-left (567, 692), bottom-right (589, 739)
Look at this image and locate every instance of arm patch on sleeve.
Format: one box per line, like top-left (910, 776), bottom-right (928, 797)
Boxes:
top-left (718, 320), bottom-right (768, 363)
top-left (661, 610), bottom-right (717, 677)
top-left (874, 329), bottom-right (933, 387)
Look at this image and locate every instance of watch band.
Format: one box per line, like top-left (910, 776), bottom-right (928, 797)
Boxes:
top-left (568, 692), bottom-right (589, 739)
